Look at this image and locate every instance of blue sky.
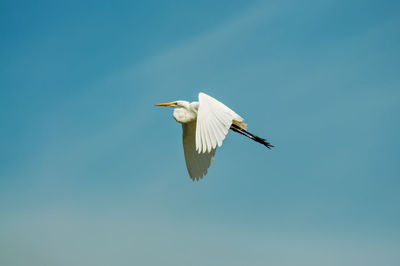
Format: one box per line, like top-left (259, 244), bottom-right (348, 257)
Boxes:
top-left (1, 0), bottom-right (400, 265)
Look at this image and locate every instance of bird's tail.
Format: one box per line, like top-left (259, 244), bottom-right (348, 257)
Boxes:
top-left (230, 124), bottom-right (274, 149)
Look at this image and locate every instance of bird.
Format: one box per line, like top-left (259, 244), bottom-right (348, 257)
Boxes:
top-left (154, 92), bottom-right (273, 180)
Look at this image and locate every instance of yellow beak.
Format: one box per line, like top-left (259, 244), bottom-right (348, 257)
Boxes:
top-left (154, 102), bottom-right (176, 107)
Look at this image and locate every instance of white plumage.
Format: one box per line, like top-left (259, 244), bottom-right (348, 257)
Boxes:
top-left (196, 93), bottom-right (244, 153)
top-left (182, 121), bottom-right (216, 179)
top-left (155, 92), bottom-right (272, 180)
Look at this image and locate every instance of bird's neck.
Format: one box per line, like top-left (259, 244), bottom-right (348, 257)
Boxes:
top-left (190, 101), bottom-right (200, 111)
top-left (173, 104), bottom-right (197, 124)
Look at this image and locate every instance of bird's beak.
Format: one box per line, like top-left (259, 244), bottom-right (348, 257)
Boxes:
top-left (154, 102), bottom-right (176, 107)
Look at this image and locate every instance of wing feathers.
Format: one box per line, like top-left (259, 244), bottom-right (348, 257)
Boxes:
top-left (208, 119), bottom-right (221, 147)
top-left (181, 93), bottom-right (244, 179)
top-left (195, 92), bottom-right (243, 153)
top-left (182, 122), bottom-right (216, 180)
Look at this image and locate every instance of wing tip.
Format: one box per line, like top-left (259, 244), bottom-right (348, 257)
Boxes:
top-left (198, 92), bottom-right (213, 101)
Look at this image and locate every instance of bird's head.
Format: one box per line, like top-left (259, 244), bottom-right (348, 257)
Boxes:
top-left (154, 101), bottom-right (189, 108)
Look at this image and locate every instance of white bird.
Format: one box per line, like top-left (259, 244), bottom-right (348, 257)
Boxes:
top-left (155, 92), bottom-right (273, 180)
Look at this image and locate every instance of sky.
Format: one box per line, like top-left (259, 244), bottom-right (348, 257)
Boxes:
top-left (1, 0), bottom-right (400, 265)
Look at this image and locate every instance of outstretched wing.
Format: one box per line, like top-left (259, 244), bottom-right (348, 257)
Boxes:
top-left (182, 121), bottom-right (216, 180)
top-left (196, 92), bottom-right (244, 153)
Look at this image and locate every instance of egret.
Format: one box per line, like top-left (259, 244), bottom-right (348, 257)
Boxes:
top-left (155, 92), bottom-right (273, 180)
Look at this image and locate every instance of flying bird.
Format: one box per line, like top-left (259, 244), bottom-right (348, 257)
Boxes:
top-left (155, 92), bottom-right (273, 180)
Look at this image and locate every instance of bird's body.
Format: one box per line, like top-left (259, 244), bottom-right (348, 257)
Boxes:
top-left (155, 92), bottom-right (273, 180)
